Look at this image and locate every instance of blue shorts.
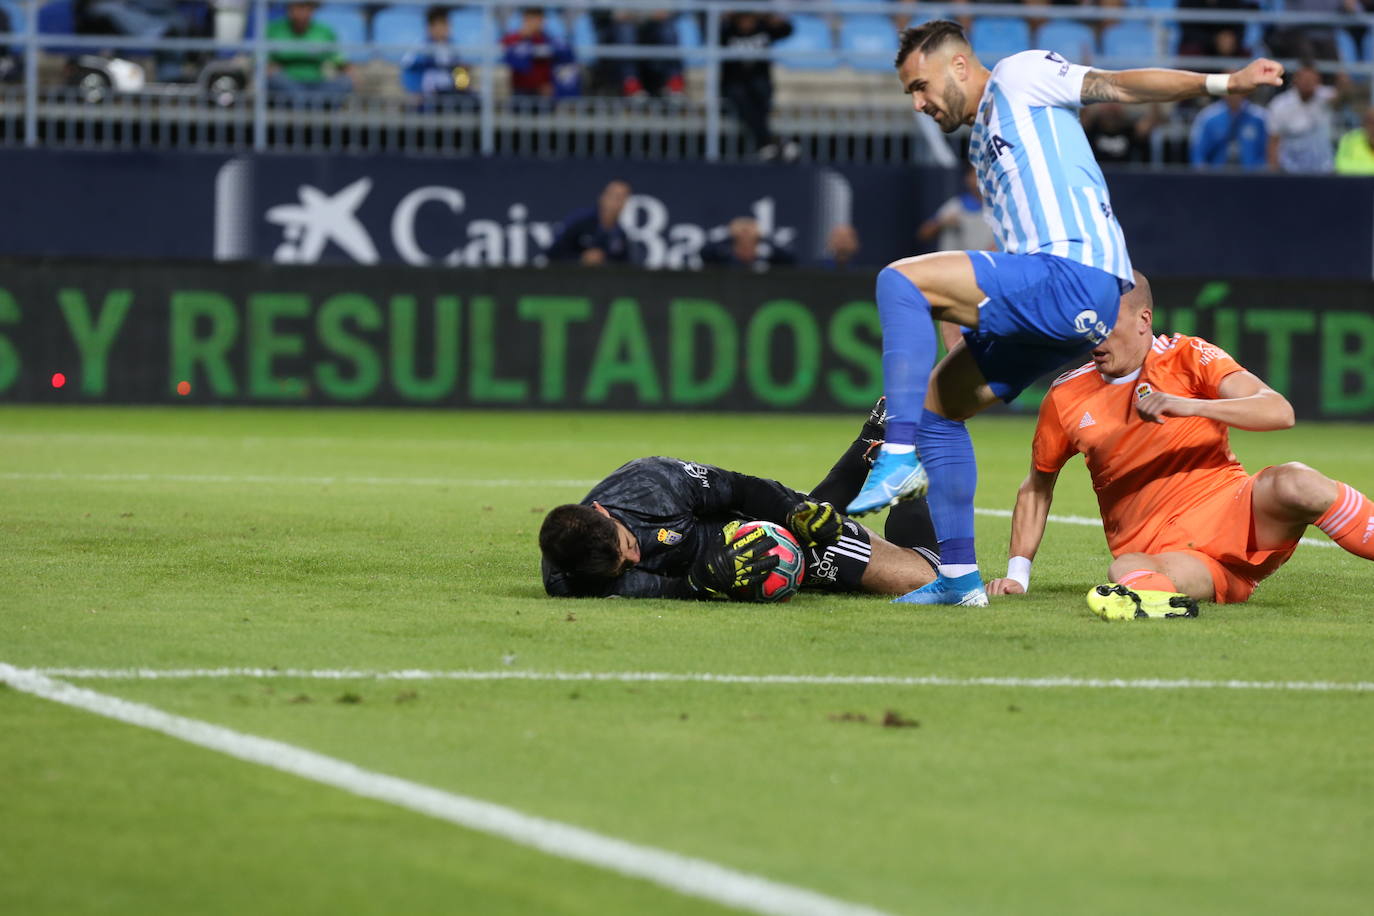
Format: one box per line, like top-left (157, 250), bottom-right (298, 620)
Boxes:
top-left (963, 250), bottom-right (1125, 402)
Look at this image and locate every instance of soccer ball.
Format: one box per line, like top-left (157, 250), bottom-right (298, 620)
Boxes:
top-left (730, 520), bottom-right (806, 603)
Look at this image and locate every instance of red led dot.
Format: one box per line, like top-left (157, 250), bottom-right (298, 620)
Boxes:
top-left (51, 373), bottom-right (66, 388)
top-left (176, 380), bottom-right (191, 396)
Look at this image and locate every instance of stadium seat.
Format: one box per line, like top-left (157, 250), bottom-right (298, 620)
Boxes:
top-left (971, 17), bottom-right (1031, 63)
top-left (676, 12), bottom-right (703, 68)
top-left (1, 0), bottom-right (24, 54)
top-left (313, 5), bottom-right (368, 62)
top-left (1101, 21), bottom-right (1159, 62)
top-left (774, 14), bottom-right (836, 71)
top-left (370, 6), bottom-right (426, 64)
top-left (839, 15), bottom-right (896, 73)
top-left (1036, 20), bottom-right (1097, 61)
top-left (570, 12), bottom-right (596, 63)
top-left (1336, 28), bottom-right (1359, 62)
top-left (1126, 0), bottom-right (1177, 7)
top-left (449, 7), bottom-right (497, 54)
top-left (1365, 30), bottom-right (1374, 62)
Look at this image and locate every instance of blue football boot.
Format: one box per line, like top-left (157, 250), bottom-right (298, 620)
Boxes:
top-left (845, 448), bottom-right (928, 516)
top-left (893, 570), bottom-right (989, 607)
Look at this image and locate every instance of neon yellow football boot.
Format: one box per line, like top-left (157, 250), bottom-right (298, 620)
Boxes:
top-left (1086, 584), bottom-right (1199, 620)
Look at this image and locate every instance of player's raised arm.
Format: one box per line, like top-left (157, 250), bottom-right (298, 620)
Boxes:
top-left (1080, 58), bottom-right (1284, 105)
top-left (987, 467), bottom-right (1061, 596)
top-left (1136, 370), bottom-right (1295, 430)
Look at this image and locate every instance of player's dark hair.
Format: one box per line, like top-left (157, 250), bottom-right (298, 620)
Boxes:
top-left (540, 504), bottom-right (623, 579)
top-left (895, 20), bottom-right (969, 70)
top-left (425, 5), bottom-right (449, 25)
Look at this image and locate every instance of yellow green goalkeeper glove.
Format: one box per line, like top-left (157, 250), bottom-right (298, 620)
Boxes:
top-left (786, 500), bottom-right (842, 547)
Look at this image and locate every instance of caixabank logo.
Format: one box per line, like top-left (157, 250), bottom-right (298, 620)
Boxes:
top-left (211, 158), bottom-right (838, 269)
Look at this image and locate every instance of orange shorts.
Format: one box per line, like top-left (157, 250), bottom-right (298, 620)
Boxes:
top-left (1141, 469), bottom-right (1300, 604)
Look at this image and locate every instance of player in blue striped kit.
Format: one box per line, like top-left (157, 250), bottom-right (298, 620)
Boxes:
top-left (846, 19), bottom-right (1283, 606)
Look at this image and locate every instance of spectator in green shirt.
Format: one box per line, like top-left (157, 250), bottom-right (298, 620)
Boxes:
top-left (266, 2), bottom-right (354, 99)
top-left (1335, 107), bottom-right (1374, 176)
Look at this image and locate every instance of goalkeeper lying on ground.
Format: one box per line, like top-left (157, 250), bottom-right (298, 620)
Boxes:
top-left (539, 402), bottom-right (940, 600)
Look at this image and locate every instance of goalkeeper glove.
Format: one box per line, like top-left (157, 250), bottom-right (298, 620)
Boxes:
top-left (786, 500), bottom-right (842, 547)
top-left (689, 520), bottom-right (781, 599)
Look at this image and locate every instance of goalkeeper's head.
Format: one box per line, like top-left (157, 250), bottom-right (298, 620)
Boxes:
top-left (540, 503), bottom-right (640, 578)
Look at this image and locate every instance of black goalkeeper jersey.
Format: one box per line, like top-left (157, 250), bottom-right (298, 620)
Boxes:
top-left (541, 456), bottom-right (807, 600)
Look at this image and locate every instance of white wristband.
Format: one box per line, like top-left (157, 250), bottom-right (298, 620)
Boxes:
top-left (1205, 73), bottom-right (1231, 97)
top-left (1007, 556), bottom-right (1032, 591)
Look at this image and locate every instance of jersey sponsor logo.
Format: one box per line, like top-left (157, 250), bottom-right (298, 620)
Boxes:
top-left (808, 552), bottom-right (840, 583)
top-left (1136, 382), bottom-right (1153, 399)
top-left (1190, 338), bottom-right (1230, 366)
top-left (1078, 411), bottom-right (1096, 429)
top-left (656, 528), bottom-right (683, 546)
top-left (1073, 309), bottom-right (1110, 344)
top-left (990, 135), bottom-right (1016, 157)
top-left (679, 462), bottom-right (711, 488)
top-left (1044, 51), bottom-right (1070, 76)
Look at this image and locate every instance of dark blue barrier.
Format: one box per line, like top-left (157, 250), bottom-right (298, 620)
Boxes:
top-left (0, 148), bottom-right (1370, 279)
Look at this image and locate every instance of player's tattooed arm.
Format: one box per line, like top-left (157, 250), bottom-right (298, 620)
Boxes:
top-left (1081, 59), bottom-right (1283, 105)
top-left (1080, 70), bottom-right (1127, 104)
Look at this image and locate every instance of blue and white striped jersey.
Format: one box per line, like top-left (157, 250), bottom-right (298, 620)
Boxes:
top-left (967, 50), bottom-right (1134, 290)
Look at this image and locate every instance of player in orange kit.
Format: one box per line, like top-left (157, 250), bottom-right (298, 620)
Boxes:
top-left (986, 272), bottom-right (1374, 618)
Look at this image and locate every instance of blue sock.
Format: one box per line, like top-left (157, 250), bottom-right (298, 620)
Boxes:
top-left (915, 409), bottom-right (977, 566)
top-left (876, 267), bottom-right (936, 446)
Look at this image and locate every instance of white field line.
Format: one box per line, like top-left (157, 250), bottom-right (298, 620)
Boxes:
top-left (36, 668), bottom-right (1374, 693)
top-left (0, 664), bottom-right (891, 916)
top-left (0, 472), bottom-right (597, 488)
top-left (0, 470), bottom-right (1342, 549)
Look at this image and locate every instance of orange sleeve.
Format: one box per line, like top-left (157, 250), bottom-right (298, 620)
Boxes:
top-left (1179, 336), bottom-right (1245, 398)
top-left (1031, 389), bottom-right (1076, 473)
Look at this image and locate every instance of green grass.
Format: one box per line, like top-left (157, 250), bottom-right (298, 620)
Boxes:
top-left (1, 406), bottom-right (1371, 915)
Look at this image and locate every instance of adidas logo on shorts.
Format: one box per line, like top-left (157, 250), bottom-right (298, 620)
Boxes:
top-left (1078, 412), bottom-right (1096, 429)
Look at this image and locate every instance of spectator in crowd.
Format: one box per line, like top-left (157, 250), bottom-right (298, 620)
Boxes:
top-left (592, 10), bottom-right (684, 98)
top-left (822, 224), bottom-right (861, 271)
top-left (80, 0), bottom-right (203, 80)
top-left (266, 1), bottom-right (354, 99)
top-left (545, 180), bottom-right (634, 265)
top-left (401, 6), bottom-right (472, 104)
top-left (0, 4), bottom-right (18, 83)
top-left (1177, 0), bottom-right (1257, 57)
top-left (1335, 106), bottom-right (1374, 175)
top-left (1190, 93), bottom-right (1269, 169)
top-left (719, 11), bottom-right (794, 161)
top-left (502, 7), bottom-right (578, 100)
top-left (1082, 102), bottom-right (1157, 165)
top-left (1266, 0), bottom-right (1344, 61)
top-left (917, 165), bottom-right (996, 253)
top-left (701, 216), bottom-right (795, 271)
top-left (1267, 64), bottom-right (1341, 173)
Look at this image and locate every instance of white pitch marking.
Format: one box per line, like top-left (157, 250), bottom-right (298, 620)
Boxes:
top-left (0, 664), bottom-right (891, 916)
top-left (35, 668), bottom-right (1374, 693)
top-left (973, 507), bottom-right (1339, 551)
top-left (0, 471), bottom-right (1340, 549)
top-left (0, 472), bottom-right (597, 488)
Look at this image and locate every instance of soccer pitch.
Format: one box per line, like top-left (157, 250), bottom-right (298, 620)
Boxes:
top-left (2, 406), bottom-right (1370, 916)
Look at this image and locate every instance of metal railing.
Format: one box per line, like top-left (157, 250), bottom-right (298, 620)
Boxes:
top-left (0, 0), bottom-right (1370, 164)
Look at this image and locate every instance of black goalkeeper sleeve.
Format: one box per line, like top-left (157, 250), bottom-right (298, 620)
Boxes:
top-left (712, 471), bottom-right (807, 526)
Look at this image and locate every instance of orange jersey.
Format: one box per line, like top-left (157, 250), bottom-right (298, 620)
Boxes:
top-left (1033, 334), bottom-right (1250, 556)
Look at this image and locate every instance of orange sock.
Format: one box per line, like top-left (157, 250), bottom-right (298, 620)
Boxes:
top-left (1315, 482), bottom-right (1374, 560)
top-left (1117, 569), bottom-right (1179, 593)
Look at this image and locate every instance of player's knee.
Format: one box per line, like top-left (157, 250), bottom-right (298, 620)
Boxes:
top-left (1108, 553), bottom-right (1157, 580)
top-left (1265, 462), bottom-right (1332, 517)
